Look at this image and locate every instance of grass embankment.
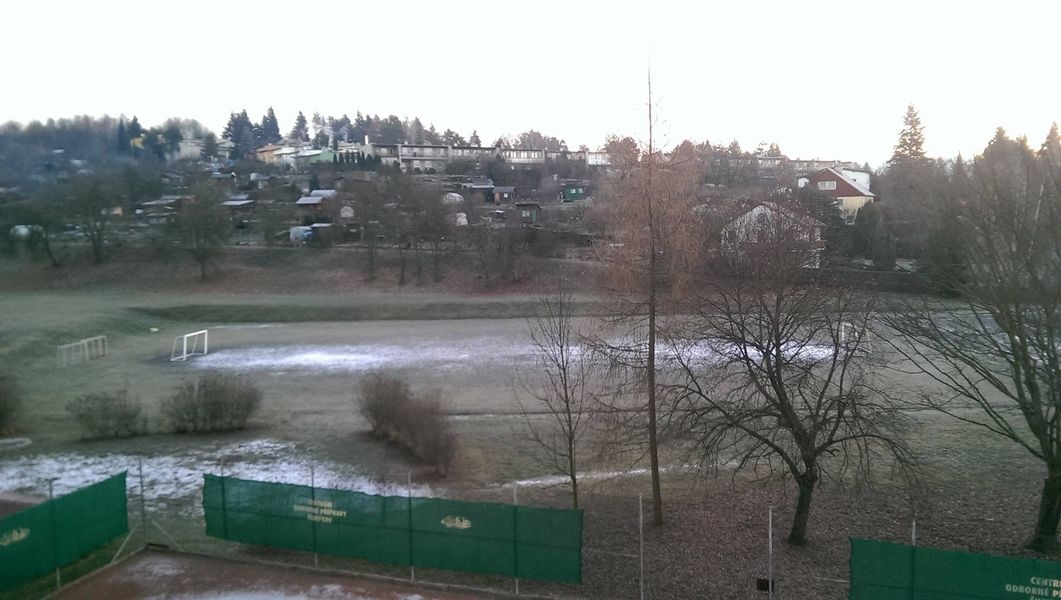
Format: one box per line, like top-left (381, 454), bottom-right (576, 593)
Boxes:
top-left (129, 298), bottom-right (605, 323)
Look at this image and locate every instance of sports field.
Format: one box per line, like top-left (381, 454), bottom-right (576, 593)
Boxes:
top-left (0, 252), bottom-right (1054, 599)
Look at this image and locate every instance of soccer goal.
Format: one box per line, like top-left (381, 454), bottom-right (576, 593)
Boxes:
top-left (171, 330), bottom-right (209, 362)
top-left (56, 335), bottom-right (108, 367)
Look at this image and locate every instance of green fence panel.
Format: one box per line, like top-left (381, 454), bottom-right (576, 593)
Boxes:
top-left (0, 472), bottom-right (127, 592)
top-left (203, 475), bottom-right (583, 583)
top-left (410, 497), bottom-right (516, 577)
top-left (0, 503), bottom-right (55, 590)
top-left (52, 473), bottom-right (128, 564)
top-left (517, 505), bottom-right (583, 583)
top-left (850, 537), bottom-right (1061, 599)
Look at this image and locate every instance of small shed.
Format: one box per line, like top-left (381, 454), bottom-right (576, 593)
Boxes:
top-left (560, 182), bottom-right (588, 202)
top-left (515, 202), bottom-right (541, 225)
top-left (493, 186), bottom-right (517, 204)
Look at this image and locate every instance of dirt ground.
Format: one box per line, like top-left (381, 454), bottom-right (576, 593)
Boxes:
top-left (52, 550), bottom-right (492, 600)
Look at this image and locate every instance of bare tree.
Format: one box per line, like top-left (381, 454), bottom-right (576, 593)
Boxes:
top-left (519, 278), bottom-right (595, 508)
top-left (67, 173), bottom-right (118, 264)
top-left (172, 183), bottom-right (231, 280)
top-left (885, 128), bottom-right (1061, 551)
top-left (589, 70), bottom-right (703, 526)
top-left (668, 194), bottom-right (914, 545)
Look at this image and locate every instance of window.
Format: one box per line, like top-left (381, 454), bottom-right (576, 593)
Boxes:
top-left (818, 180), bottom-right (837, 191)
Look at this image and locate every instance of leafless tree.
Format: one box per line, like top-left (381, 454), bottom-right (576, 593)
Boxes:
top-left (588, 70), bottom-right (702, 526)
top-left (885, 128), bottom-right (1061, 551)
top-left (667, 194), bottom-right (914, 545)
top-left (518, 278), bottom-right (596, 508)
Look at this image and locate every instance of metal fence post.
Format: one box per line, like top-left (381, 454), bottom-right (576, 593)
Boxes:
top-left (768, 506), bottom-right (774, 600)
top-left (138, 458), bottom-right (147, 549)
top-left (48, 479), bottom-right (60, 591)
top-left (639, 494), bottom-right (645, 600)
top-left (408, 472), bottom-right (415, 581)
top-left (513, 482), bottom-right (519, 595)
top-left (311, 464), bottom-right (318, 568)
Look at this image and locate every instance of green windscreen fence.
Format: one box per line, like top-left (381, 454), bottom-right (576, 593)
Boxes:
top-left (203, 474), bottom-right (582, 583)
top-left (0, 472), bottom-right (128, 591)
top-left (850, 537), bottom-right (1061, 599)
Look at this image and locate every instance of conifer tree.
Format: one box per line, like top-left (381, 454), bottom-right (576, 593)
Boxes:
top-left (889, 104), bottom-right (926, 165)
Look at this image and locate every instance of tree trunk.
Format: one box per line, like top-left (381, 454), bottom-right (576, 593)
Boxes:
top-left (1028, 470), bottom-right (1061, 551)
top-left (40, 235), bottom-right (60, 268)
top-left (787, 473), bottom-right (818, 545)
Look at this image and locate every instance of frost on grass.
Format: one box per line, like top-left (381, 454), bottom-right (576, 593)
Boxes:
top-left (0, 438), bottom-right (432, 515)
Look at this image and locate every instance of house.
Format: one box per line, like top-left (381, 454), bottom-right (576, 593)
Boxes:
top-left (515, 202), bottom-right (541, 226)
top-left (256, 144), bottom-right (284, 164)
top-left (493, 186), bottom-right (517, 204)
top-left (720, 201), bottom-right (825, 268)
top-left (801, 168), bottom-right (875, 224)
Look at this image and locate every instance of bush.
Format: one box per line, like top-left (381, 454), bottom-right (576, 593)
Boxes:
top-left (0, 375), bottom-right (19, 433)
top-left (66, 390), bottom-right (145, 439)
top-left (163, 372), bottom-right (262, 433)
top-left (357, 372), bottom-right (456, 475)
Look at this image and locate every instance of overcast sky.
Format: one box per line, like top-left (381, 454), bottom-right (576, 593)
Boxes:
top-left (4, 0), bottom-right (1059, 168)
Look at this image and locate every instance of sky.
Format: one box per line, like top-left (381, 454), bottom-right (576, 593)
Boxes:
top-left (3, 0), bottom-right (1060, 168)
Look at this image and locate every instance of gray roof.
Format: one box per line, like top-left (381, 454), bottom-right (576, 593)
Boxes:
top-left (296, 196), bottom-right (323, 205)
top-left (495, 186), bottom-right (516, 194)
top-left (310, 189), bottom-right (337, 197)
top-left (222, 200), bottom-right (255, 207)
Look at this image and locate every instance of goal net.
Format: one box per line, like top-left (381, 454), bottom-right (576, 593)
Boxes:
top-left (171, 330), bottom-right (209, 362)
top-left (56, 335), bottom-right (108, 367)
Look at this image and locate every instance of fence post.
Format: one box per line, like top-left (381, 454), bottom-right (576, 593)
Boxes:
top-left (768, 506), bottom-right (774, 600)
top-left (48, 479), bottom-right (60, 591)
top-left (513, 482), bottom-right (519, 596)
top-left (219, 457), bottom-right (228, 539)
top-left (138, 459), bottom-right (147, 549)
top-left (639, 494), bottom-right (645, 600)
top-left (910, 518), bottom-right (917, 599)
top-left (311, 464), bottom-right (318, 568)
top-left (407, 472), bottom-right (415, 581)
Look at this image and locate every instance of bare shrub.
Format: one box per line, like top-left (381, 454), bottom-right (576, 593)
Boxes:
top-left (66, 390), bottom-right (145, 439)
top-left (163, 372), bottom-right (262, 433)
top-left (356, 372), bottom-right (456, 475)
top-left (0, 375), bottom-right (19, 432)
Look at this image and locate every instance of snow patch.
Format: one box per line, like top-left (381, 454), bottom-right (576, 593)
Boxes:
top-left (0, 439), bottom-right (432, 515)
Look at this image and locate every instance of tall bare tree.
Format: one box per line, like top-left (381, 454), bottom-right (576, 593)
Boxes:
top-left (590, 70), bottom-right (702, 526)
top-left (519, 278), bottom-right (596, 508)
top-left (886, 128), bottom-right (1061, 551)
top-left (668, 194), bottom-right (914, 545)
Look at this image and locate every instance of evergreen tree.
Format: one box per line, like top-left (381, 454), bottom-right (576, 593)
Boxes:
top-left (127, 116), bottom-right (144, 141)
top-left (200, 133), bottom-right (219, 160)
top-left (260, 107), bottom-right (281, 144)
top-left (116, 119), bottom-right (127, 153)
top-left (222, 110), bottom-right (257, 159)
top-left (1039, 122), bottom-right (1061, 165)
top-left (290, 111), bottom-right (309, 141)
top-left (469, 130), bottom-right (481, 147)
top-left (889, 104), bottom-right (926, 165)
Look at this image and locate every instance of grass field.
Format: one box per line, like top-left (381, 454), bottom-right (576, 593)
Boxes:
top-left (0, 250), bottom-right (1056, 598)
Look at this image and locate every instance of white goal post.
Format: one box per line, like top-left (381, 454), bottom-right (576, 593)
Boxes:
top-left (171, 330), bottom-right (209, 362)
top-left (56, 335), bottom-right (108, 367)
